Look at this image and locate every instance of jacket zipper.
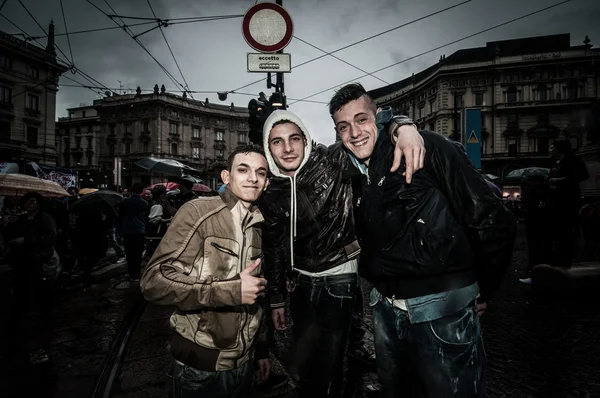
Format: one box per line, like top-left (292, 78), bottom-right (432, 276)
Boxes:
top-left (237, 213), bottom-right (250, 367)
top-left (210, 242), bottom-right (239, 257)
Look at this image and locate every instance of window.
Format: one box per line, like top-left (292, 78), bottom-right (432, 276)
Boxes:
top-left (474, 92), bottom-right (484, 106)
top-left (26, 93), bottom-right (39, 110)
top-left (170, 123), bottom-right (178, 135)
top-left (429, 122), bottom-right (435, 131)
top-left (125, 123), bottom-right (132, 135)
top-left (192, 126), bottom-right (200, 138)
top-left (87, 125), bottom-right (92, 133)
top-left (109, 144), bottom-right (115, 157)
top-left (536, 84), bottom-right (548, 101)
top-left (569, 136), bottom-right (579, 150)
top-left (192, 146), bottom-right (200, 159)
top-left (143, 141), bottom-right (149, 153)
top-left (238, 133), bottom-right (246, 143)
top-left (216, 119), bottom-right (224, 126)
top-left (538, 138), bottom-right (549, 155)
top-left (0, 85), bottom-right (12, 103)
top-left (418, 106), bottom-right (424, 119)
top-left (63, 137), bottom-right (69, 149)
top-left (507, 138), bottom-right (518, 156)
top-left (430, 101), bottom-right (436, 113)
top-left (87, 156), bottom-right (93, 166)
top-left (125, 142), bottom-right (131, 155)
top-left (216, 131), bottom-right (224, 141)
top-left (87, 137), bottom-right (93, 148)
top-left (82, 111), bottom-right (86, 118)
top-left (216, 149), bottom-right (224, 159)
top-left (455, 94), bottom-right (464, 108)
top-left (566, 81), bottom-right (578, 99)
top-left (26, 65), bottom-right (39, 79)
top-left (0, 121), bottom-right (10, 141)
top-left (537, 114), bottom-right (549, 126)
top-left (110, 125), bottom-right (116, 135)
top-left (0, 55), bottom-right (11, 69)
top-left (27, 126), bottom-right (38, 146)
top-left (508, 114), bottom-right (518, 129)
top-left (506, 86), bottom-right (517, 104)
top-left (75, 137), bottom-right (81, 148)
top-left (171, 142), bottom-right (178, 155)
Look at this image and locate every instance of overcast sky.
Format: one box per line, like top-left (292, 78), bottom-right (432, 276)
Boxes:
top-left (1, 0), bottom-right (599, 145)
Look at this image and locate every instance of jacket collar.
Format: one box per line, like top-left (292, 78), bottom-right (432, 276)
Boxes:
top-left (219, 185), bottom-right (263, 221)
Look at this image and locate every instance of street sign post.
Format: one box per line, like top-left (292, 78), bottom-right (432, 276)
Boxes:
top-left (247, 53), bottom-right (291, 73)
top-left (463, 108), bottom-right (482, 169)
top-left (242, 3), bottom-right (293, 53)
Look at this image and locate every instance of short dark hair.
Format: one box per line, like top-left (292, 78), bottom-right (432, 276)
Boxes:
top-left (132, 182), bottom-right (145, 195)
top-left (270, 119), bottom-right (305, 138)
top-left (152, 185), bottom-right (166, 199)
top-left (19, 192), bottom-right (44, 207)
top-left (328, 83), bottom-right (377, 116)
top-left (553, 139), bottom-right (572, 155)
top-left (226, 144), bottom-right (266, 171)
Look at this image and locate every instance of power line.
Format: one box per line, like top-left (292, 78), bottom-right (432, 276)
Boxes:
top-left (293, 36), bottom-right (389, 85)
top-left (8, 67), bottom-right (74, 101)
top-left (86, 0), bottom-right (187, 93)
top-left (228, 0), bottom-right (473, 94)
top-left (0, 0), bottom-right (8, 12)
top-left (59, 0), bottom-right (74, 65)
top-left (146, 0), bottom-right (193, 98)
top-left (105, 13), bottom-right (244, 22)
top-left (290, 0), bottom-right (573, 105)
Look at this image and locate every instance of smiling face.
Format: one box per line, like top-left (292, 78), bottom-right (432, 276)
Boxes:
top-left (221, 152), bottom-right (268, 207)
top-left (333, 96), bottom-right (378, 165)
top-left (268, 122), bottom-right (306, 176)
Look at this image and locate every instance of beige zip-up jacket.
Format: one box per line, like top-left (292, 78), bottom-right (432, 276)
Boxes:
top-left (140, 188), bottom-right (267, 371)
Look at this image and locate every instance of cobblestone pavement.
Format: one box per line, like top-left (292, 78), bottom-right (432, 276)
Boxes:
top-left (2, 226), bottom-right (600, 397)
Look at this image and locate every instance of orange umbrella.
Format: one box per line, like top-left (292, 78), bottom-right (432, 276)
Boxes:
top-left (0, 173), bottom-right (69, 198)
top-left (79, 188), bottom-right (98, 195)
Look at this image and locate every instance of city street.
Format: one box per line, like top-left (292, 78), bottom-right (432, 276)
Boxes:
top-left (1, 224), bottom-right (599, 397)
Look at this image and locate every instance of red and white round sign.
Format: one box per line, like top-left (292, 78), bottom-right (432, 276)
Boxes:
top-left (242, 3), bottom-right (293, 53)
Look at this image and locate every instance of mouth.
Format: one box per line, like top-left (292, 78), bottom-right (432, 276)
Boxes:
top-left (242, 186), bottom-right (259, 189)
top-left (351, 137), bottom-right (369, 147)
top-left (282, 157), bottom-right (297, 162)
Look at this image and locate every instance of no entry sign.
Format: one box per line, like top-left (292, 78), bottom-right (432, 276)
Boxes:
top-left (242, 3), bottom-right (293, 53)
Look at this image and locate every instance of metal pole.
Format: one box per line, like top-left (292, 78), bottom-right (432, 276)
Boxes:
top-left (276, 0), bottom-right (285, 106)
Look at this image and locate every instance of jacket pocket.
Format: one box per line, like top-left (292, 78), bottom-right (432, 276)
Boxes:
top-left (203, 237), bottom-right (240, 279)
top-left (195, 310), bottom-right (242, 349)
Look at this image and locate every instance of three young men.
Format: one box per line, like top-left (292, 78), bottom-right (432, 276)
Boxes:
top-left (330, 83), bottom-right (516, 397)
top-left (141, 145), bottom-right (272, 397)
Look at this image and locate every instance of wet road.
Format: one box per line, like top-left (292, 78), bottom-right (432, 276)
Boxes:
top-left (1, 224), bottom-right (599, 397)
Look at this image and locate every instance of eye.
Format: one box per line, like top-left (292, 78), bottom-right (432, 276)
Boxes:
top-left (271, 139), bottom-right (281, 146)
top-left (338, 125), bottom-right (348, 132)
top-left (238, 167), bottom-right (247, 173)
top-left (258, 171), bottom-right (267, 177)
top-left (292, 136), bottom-right (301, 142)
top-left (358, 118), bottom-right (367, 124)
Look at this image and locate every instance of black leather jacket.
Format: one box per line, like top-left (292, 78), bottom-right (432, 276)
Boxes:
top-left (258, 143), bottom-right (360, 307)
top-left (351, 129), bottom-right (516, 301)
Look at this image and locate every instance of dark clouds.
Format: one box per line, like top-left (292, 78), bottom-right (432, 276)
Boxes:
top-left (1, 0), bottom-right (599, 144)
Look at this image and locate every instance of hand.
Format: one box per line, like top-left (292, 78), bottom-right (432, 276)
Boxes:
top-left (286, 278), bottom-right (291, 293)
top-left (391, 124), bottom-right (425, 183)
top-left (240, 259), bottom-right (267, 305)
top-left (255, 358), bottom-right (271, 384)
top-left (476, 301), bottom-right (487, 317)
top-left (271, 307), bottom-right (286, 331)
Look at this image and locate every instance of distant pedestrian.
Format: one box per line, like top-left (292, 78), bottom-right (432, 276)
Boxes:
top-left (118, 183), bottom-right (149, 281)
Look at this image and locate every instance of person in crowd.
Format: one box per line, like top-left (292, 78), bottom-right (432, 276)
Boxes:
top-left (330, 83), bottom-right (516, 398)
top-left (258, 108), bottom-right (423, 397)
top-left (145, 185), bottom-right (173, 260)
top-left (141, 144), bottom-right (272, 397)
top-left (105, 206), bottom-right (125, 264)
top-left (73, 208), bottom-right (106, 283)
top-left (118, 183), bottom-right (149, 281)
top-left (547, 140), bottom-right (589, 267)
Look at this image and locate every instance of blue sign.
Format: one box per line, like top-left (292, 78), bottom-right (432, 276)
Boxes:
top-left (463, 108), bottom-right (482, 169)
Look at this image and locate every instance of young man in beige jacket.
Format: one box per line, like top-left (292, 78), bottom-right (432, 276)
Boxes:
top-left (141, 144), bottom-right (271, 398)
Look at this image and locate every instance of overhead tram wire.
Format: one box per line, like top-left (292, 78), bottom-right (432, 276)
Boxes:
top-left (289, 0), bottom-right (573, 105)
top-left (59, 0), bottom-right (75, 65)
top-left (8, 66), bottom-right (75, 101)
top-left (87, 0), bottom-right (187, 94)
top-left (292, 36), bottom-right (389, 85)
top-left (146, 0), bottom-right (193, 98)
top-left (103, 13), bottom-right (244, 22)
top-left (226, 0), bottom-right (473, 94)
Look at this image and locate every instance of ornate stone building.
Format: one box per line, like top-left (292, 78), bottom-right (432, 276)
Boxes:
top-left (0, 24), bottom-right (69, 166)
top-left (369, 34), bottom-right (600, 176)
top-left (57, 86), bottom-right (250, 189)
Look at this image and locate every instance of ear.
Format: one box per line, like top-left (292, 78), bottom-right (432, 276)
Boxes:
top-left (220, 169), bottom-right (231, 185)
top-left (264, 179), bottom-right (270, 191)
top-left (376, 107), bottom-right (383, 114)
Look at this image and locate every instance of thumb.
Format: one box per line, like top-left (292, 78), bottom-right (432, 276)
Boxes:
top-left (241, 258), bottom-right (261, 274)
top-left (390, 147), bottom-right (403, 173)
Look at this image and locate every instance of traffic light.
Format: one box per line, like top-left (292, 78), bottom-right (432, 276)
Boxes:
top-left (247, 95), bottom-right (275, 145)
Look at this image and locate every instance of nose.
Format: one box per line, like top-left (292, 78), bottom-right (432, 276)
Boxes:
top-left (349, 124), bottom-right (360, 138)
top-left (247, 170), bottom-right (258, 183)
top-left (283, 139), bottom-right (294, 153)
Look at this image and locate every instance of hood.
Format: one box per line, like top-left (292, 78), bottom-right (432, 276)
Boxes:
top-left (262, 109), bottom-right (313, 178)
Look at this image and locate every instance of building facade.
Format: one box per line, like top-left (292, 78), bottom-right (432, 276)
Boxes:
top-left (369, 34), bottom-right (600, 176)
top-left (0, 24), bottom-right (69, 166)
top-left (56, 87), bottom-right (250, 189)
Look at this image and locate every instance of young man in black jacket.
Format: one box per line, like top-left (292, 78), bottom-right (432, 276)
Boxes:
top-left (259, 109), bottom-right (423, 397)
top-left (330, 83), bottom-right (516, 398)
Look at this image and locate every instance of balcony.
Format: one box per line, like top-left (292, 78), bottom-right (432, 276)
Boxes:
top-left (213, 141), bottom-right (227, 150)
top-left (495, 97), bottom-right (593, 111)
top-left (139, 131), bottom-right (151, 142)
top-left (24, 107), bottom-right (41, 118)
top-left (481, 151), bottom-right (550, 160)
top-left (0, 101), bottom-right (14, 116)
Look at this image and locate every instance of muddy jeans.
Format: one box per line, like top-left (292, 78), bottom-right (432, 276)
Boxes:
top-left (289, 271), bottom-right (357, 397)
top-left (171, 359), bottom-right (253, 398)
top-left (371, 291), bottom-right (485, 398)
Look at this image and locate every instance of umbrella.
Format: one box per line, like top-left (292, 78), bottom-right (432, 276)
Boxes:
top-left (71, 190), bottom-right (123, 214)
top-left (134, 157), bottom-right (199, 177)
top-left (79, 188), bottom-right (98, 195)
top-left (0, 173), bottom-right (69, 198)
top-left (192, 183), bottom-right (212, 193)
top-left (504, 167), bottom-right (550, 182)
top-left (147, 182), bottom-right (179, 191)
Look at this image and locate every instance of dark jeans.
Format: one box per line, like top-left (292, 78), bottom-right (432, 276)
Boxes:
top-left (372, 293), bottom-right (485, 398)
top-left (525, 209), bottom-right (552, 272)
top-left (289, 271), bottom-right (357, 398)
top-left (171, 359), bottom-right (253, 398)
top-left (349, 282), bottom-right (366, 349)
top-left (123, 233), bottom-right (145, 279)
top-left (106, 225), bottom-right (124, 257)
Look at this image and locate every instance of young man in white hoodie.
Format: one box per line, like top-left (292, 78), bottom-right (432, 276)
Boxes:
top-left (258, 109), bottom-right (422, 397)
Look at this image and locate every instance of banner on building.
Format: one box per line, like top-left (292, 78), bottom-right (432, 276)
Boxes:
top-left (24, 162), bottom-right (77, 190)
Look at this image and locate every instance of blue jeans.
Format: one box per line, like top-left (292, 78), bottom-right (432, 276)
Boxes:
top-left (371, 290), bottom-right (485, 398)
top-left (171, 359), bottom-right (254, 398)
top-left (289, 271), bottom-right (357, 397)
top-left (106, 225), bottom-right (124, 257)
